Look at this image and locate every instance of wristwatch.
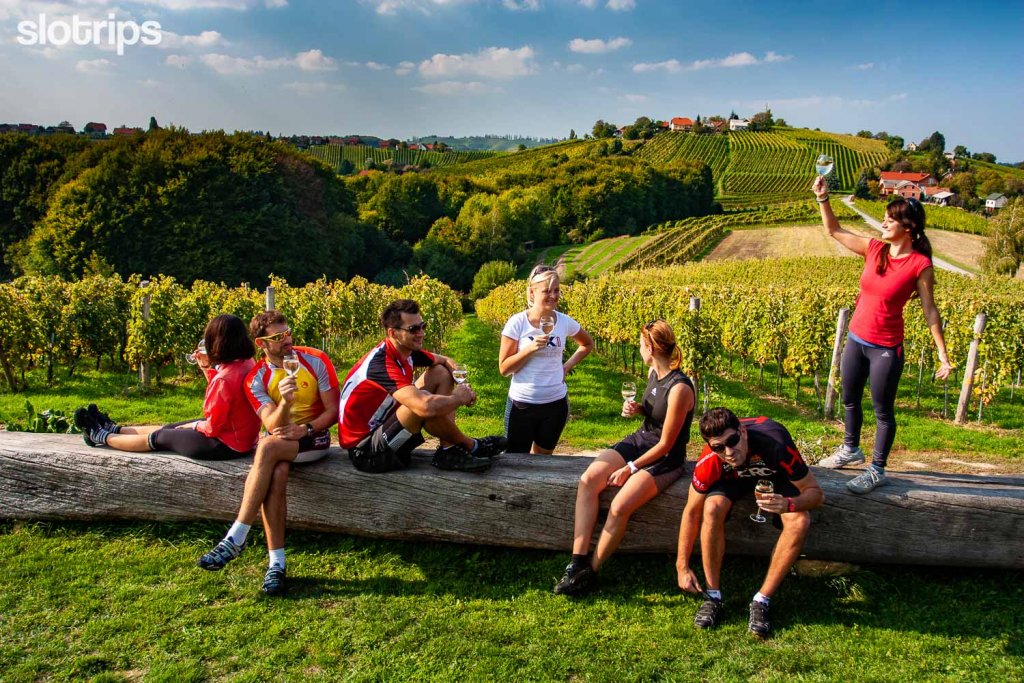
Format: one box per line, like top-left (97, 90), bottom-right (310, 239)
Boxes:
top-left (304, 423), bottom-right (314, 437)
top-left (627, 461), bottom-right (639, 474)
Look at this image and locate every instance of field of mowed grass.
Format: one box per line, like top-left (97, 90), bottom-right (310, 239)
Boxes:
top-left (2, 317), bottom-right (1024, 680)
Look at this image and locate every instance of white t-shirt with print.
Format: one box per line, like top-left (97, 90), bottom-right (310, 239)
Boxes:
top-left (502, 310), bottom-right (581, 404)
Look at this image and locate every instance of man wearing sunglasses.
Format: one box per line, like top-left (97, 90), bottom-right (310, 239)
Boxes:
top-left (675, 407), bottom-right (824, 638)
top-left (339, 298), bottom-right (506, 473)
top-left (198, 310), bottom-right (339, 596)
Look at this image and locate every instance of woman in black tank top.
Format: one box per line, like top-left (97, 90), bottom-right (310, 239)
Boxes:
top-left (554, 320), bottom-right (696, 596)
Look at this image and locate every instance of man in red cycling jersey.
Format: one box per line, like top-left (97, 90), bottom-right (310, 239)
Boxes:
top-left (676, 407), bottom-right (824, 638)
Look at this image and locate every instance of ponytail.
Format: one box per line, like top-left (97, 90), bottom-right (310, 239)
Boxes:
top-left (669, 344), bottom-right (683, 371)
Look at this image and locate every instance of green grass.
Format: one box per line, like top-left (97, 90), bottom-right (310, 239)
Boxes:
top-left (2, 521), bottom-right (1022, 681)
top-left (3, 318), bottom-right (1024, 679)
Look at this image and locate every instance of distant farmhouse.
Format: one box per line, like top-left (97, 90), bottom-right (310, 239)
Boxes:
top-left (986, 193), bottom-right (1008, 212)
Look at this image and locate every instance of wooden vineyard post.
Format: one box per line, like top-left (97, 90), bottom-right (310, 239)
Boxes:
top-left (824, 308), bottom-right (850, 419)
top-left (138, 280), bottom-right (151, 388)
top-left (265, 285), bottom-right (275, 312)
top-left (689, 297), bottom-right (702, 411)
top-left (955, 313), bottom-right (987, 424)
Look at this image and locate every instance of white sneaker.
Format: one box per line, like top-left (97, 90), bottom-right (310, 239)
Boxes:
top-left (847, 467), bottom-right (888, 495)
top-left (817, 446), bottom-right (866, 469)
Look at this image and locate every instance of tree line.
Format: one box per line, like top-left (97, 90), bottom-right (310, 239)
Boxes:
top-left (1, 129), bottom-right (715, 291)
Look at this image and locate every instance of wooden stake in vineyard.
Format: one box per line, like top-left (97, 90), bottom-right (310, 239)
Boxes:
top-left (955, 313), bottom-right (986, 424)
top-left (265, 285), bottom-right (275, 312)
top-left (138, 280), bottom-right (151, 388)
top-left (824, 308), bottom-right (850, 419)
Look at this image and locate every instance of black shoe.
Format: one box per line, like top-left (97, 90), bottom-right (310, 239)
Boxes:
top-left (473, 435), bottom-right (508, 459)
top-left (88, 403), bottom-right (118, 432)
top-left (73, 407), bottom-right (96, 431)
top-left (694, 594), bottom-right (724, 629)
top-left (197, 537), bottom-right (246, 571)
top-left (262, 565), bottom-right (287, 596)
top-left (748, 600), bottom-right (771, 639)
top-left (553, 562), bottom-right (595, 596)
top-left (431, 445), bottom-right (492, 473)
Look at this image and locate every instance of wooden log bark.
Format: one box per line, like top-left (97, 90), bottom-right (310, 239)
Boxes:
top-left (1, 433), bottom-right (1022, 569)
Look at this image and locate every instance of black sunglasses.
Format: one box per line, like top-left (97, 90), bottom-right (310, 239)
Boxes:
top-left (707, 431), bottom-right (741, 454)
top-left (392, 322), bottom-right (428, 334)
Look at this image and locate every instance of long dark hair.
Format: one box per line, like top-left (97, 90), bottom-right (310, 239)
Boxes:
top-left (204, 314), bottom-right (255, 365)
top-left (878, 196), bottom-right (932, 274)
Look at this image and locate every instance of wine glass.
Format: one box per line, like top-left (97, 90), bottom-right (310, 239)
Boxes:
top-left (815, 154), bottom-right (834, 177)
top-left (621, 381), bottom-right (636, 402)
top-left (185, 339), bottom-right (206, 365)
top-left (452, 363), bottom-right (468, 384)
top-left (750, 479), bottom-right (774, 523)
top-left (282, 352), bottom-right (301, 378)
top-left (539, 314), bottom-right (555, 336)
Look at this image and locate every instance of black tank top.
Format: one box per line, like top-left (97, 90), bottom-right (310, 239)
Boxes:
top-left (641, 368), bottom-right (695, 459)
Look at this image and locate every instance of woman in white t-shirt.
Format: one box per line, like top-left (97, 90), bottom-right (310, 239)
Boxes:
top-left (498, 265), bottom-right (593, 454)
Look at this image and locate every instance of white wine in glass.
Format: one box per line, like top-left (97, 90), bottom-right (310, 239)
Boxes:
top-left (452, 363), bottom-right (468, 384)
top-left (539, 314), bottom-right (555, 335)
top-left (621, 381), bottom-right (637, 402)
top-left (750, 479), bottom-right (774, 523)
top-left (185, 339), bottom-right (206, 365)
top-left (815, 154), bottom-right (834, 176)
top-left (282, 353), bottom-right (301, 378)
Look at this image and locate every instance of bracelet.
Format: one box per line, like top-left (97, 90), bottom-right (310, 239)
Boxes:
top-left (815, 195), bottom-right (830, 204)
top-left (627, 461), bottom-right (639, 474)
top-left (305, 423), bottom-right (314, 437)
top-left (786, 497), bottom-right (796, 513)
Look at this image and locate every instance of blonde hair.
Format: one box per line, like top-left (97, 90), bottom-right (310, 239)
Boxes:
top-left (642, 319), bottom-right (683, 371)
top-left (525, 265), bottom-right (560, 308)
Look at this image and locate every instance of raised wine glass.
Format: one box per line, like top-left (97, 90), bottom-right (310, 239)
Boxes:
top-left (185, 339), bottom-right (206, 365)
top-left (621, 381), bottom-right (636, 402)
top-left (539, 314), bottom-right (555, 336)
top-left (815, 153), bottom-right (834, 177)
top-left (282, 352), bottom-right (301, 378)
top-left (750, 479), bottom-right (774, 523)
top-left (452, 363), bottom-right (468, 385)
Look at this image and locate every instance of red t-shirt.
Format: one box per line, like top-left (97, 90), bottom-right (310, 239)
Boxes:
top-left (337, 339), bottom-right (436, 448)
top-left (197, 358), bottom-right (261, 453)
top-left (848, 239), bottom-right (932, 347)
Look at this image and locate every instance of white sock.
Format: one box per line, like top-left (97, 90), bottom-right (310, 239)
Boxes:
top-left (753, 592), bottom-right (771, 605)
top-left (269, 548), bottom-right (286, 569)
top-left (226, 521), bottom-right (251, 546)
top-left (706, 589), bottom-right (722, 600)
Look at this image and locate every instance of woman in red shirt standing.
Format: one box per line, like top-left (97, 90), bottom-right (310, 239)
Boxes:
top-left (74, 314), bottom-right (261, 460)
top-left (813, 177), bottom-right (953, 493)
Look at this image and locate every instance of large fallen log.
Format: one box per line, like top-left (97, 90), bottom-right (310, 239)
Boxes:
top-left (1, 432), bottom-right (1022, 568)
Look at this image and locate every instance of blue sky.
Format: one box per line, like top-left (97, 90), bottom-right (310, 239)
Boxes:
top-left (1, 0), bottom-right (1022, 160)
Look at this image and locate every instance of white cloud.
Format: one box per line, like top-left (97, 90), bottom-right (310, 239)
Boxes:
top-left (854, 62), bottom-right (874, 70)
top-left (690, 51), bottom-right (791, 70)
top-left (196, 49), bottom-right (337, 74)
top-left (565, 63), bottom-right (584, 73)
top-left (157, 30), bottom-right (226, 50)
top-left (395, 60), bottom-right (416, 75)
top-left (503, 0), bottom-right (540, 9)
top-left (265, 0), bottom-right (287, 7)
top-left (889, 92), bottom-right (908, 101)
top-left (606, 0), bottom-right (635, 10)
top-left (414, 80), bottom-right (498, 95)
top-left (578, 0), bottom-right (597, 7)
top-left (633, 59), bottom-right (682, 73)
top-left (621, 93), bottom-right (647, 102)
top-left (363, 0), bottom-right (474, 15)
top-left (295, 48), bottom-right (337, 71)
top-left (419, 46), bottom-right (537, 79)
top-left (568, 37), bottom-right (631, 54)
top-left (165, 54), bottom-right (192, 67)
top-left (75, 58), bottom-right (112, 73)
top-left (364, 61), bottom-right (388, 71)
top-left (138, 78), bottom-right (161, 87)
top-left (282, 80), bottom-right (345, 95)
top-left (735, 93), bottom-right (907, 110)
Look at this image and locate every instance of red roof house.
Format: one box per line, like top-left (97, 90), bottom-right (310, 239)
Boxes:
top-left (670, 117), bottom-right (694, 132)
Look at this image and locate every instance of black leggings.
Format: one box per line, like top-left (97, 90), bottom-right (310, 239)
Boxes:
top-left (841, 337), bottom-right (905, 468)
top-left (148, 420), bottom-right (251, 461)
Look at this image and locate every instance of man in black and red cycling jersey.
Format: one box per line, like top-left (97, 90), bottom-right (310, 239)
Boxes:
top-left (675, 407), bottom-right (824, 638)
